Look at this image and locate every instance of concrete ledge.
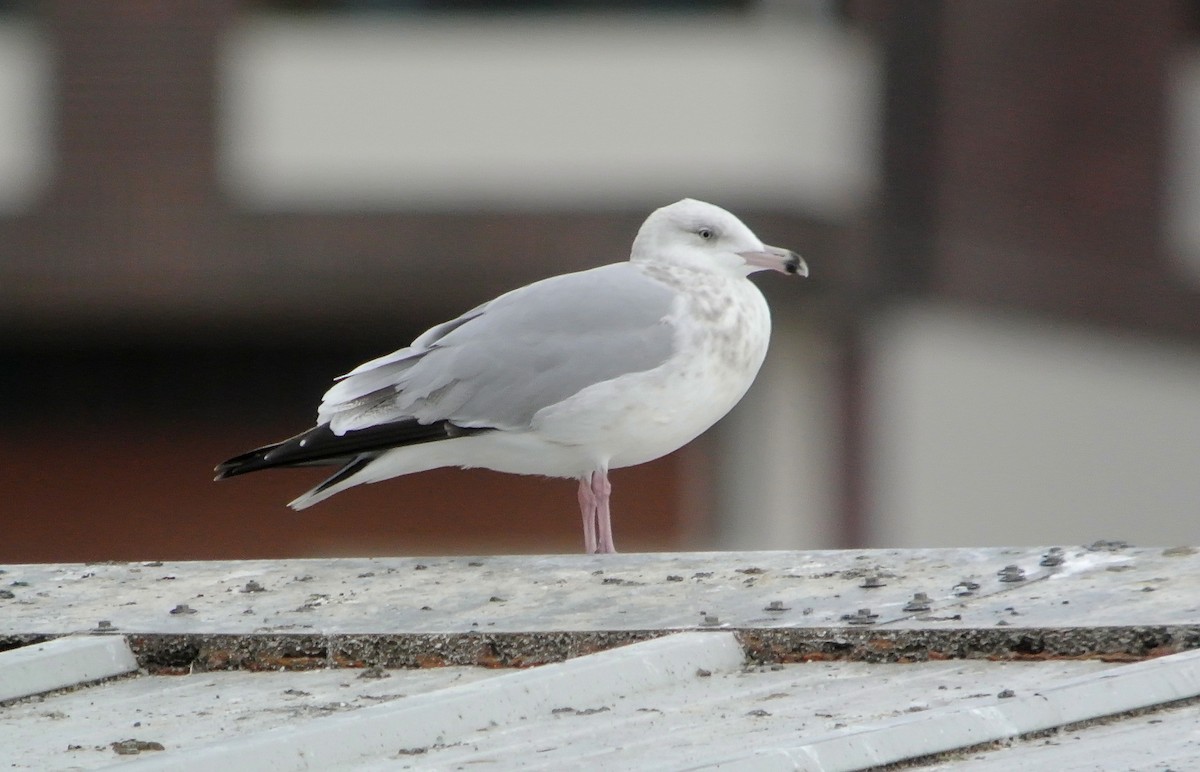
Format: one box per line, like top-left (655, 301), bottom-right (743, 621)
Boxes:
top-left (0, 635), bottom-right (138, 703)
top-left (3, 547), bottom-right (1199, 672)
top-left (60, 624), bottom-right (1188, 674)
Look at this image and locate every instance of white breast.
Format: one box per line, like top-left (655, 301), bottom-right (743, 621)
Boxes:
top-left (529, 265), bottom-right (772, 473)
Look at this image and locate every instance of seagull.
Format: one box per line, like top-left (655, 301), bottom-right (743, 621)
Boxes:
top-left (215, 199), bottom-right (806, 553)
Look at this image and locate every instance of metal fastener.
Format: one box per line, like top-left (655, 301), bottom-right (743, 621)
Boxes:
top-left (1040, 548), bottom-right (1065, 567)
top-left (903, 592), bottom-right (932, 612)
top-left (701, 614), bottom-right (721, 626)
top-left (841, 608), bottom-right (878, 625)
top-left (860, 575), bottom-right (886, 589)
top-left (997, 565), bottom-right (1026, 582)
top-left (953, 580), bottom-right (981, 596)
top-left (764, 600), bottom-right (789, 612)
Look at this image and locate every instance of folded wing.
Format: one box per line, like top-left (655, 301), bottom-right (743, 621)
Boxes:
top-left (317, 262), bottom-right (679, 436)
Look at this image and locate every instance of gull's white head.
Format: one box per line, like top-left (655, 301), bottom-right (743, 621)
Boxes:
top-left (630, 198), bottom-right (807, 278)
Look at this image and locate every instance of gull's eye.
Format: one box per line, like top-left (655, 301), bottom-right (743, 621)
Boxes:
top-left (697, 227), bottom-right (715, 241)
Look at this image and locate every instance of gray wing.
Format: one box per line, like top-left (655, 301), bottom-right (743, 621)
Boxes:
top-left (318, 263), bottom-right (678, 434)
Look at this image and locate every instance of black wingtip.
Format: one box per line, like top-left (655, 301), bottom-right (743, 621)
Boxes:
top-left (213, 463), bottom-right (243, 481)
top-left (213, 441), bottom-right (287, 480)
top-left (214, 420), bottom-right (495, 483)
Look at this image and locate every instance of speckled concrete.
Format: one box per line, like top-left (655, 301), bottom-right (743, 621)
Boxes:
top-left (3, 546), bottom-right (1198, 669)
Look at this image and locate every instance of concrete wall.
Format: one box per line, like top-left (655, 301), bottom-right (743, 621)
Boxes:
top-left (867, 304), bottom-right (1200, 547)
top-left (218, 13), bottom-right (878, 216)
top-left (0, 22), bottom-right (50, 212)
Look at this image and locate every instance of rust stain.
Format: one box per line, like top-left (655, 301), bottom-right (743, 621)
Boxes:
top-left (414, 654), bottom-right (449, 668)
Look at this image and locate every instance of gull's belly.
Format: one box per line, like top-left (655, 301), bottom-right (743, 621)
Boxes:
top-left (600, 360), bottom-right (757, 469)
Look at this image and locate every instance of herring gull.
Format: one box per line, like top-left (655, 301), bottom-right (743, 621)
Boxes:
top-left (215, 198), bottom-right (807, 553)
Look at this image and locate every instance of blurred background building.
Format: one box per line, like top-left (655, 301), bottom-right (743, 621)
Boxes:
top-left (1, 0), bottom-right (1197, 562)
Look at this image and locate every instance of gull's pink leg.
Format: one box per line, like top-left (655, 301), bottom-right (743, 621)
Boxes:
top-left (577, 476), bottom-right (598, 554)
top-left (592, 469), bottom-right (616, 554)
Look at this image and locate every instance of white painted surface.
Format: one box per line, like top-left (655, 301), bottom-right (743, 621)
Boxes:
top-left (919, 698), bottom-right (1200, 770)
top-left (5, 547), bottom-right (1198, 636)
top-left (698, 647), bottom-right (1200, 771)
top-left (867, 304), bottom-right (1200, 547)
top-left (0, 636), bottom-right (138, 703)
top-left (7, 645), bottom-right (1196, 772)
top-left (0, 23), bottom-right (52, 212)
top-left (111, 633), bottom-right (744, 771)
top-left (218, 14), bottom-right (878, 215)
top-left (1, 663), bottom-right (503, 770)
top-left (0, 645), bottom-right (1134, 772)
